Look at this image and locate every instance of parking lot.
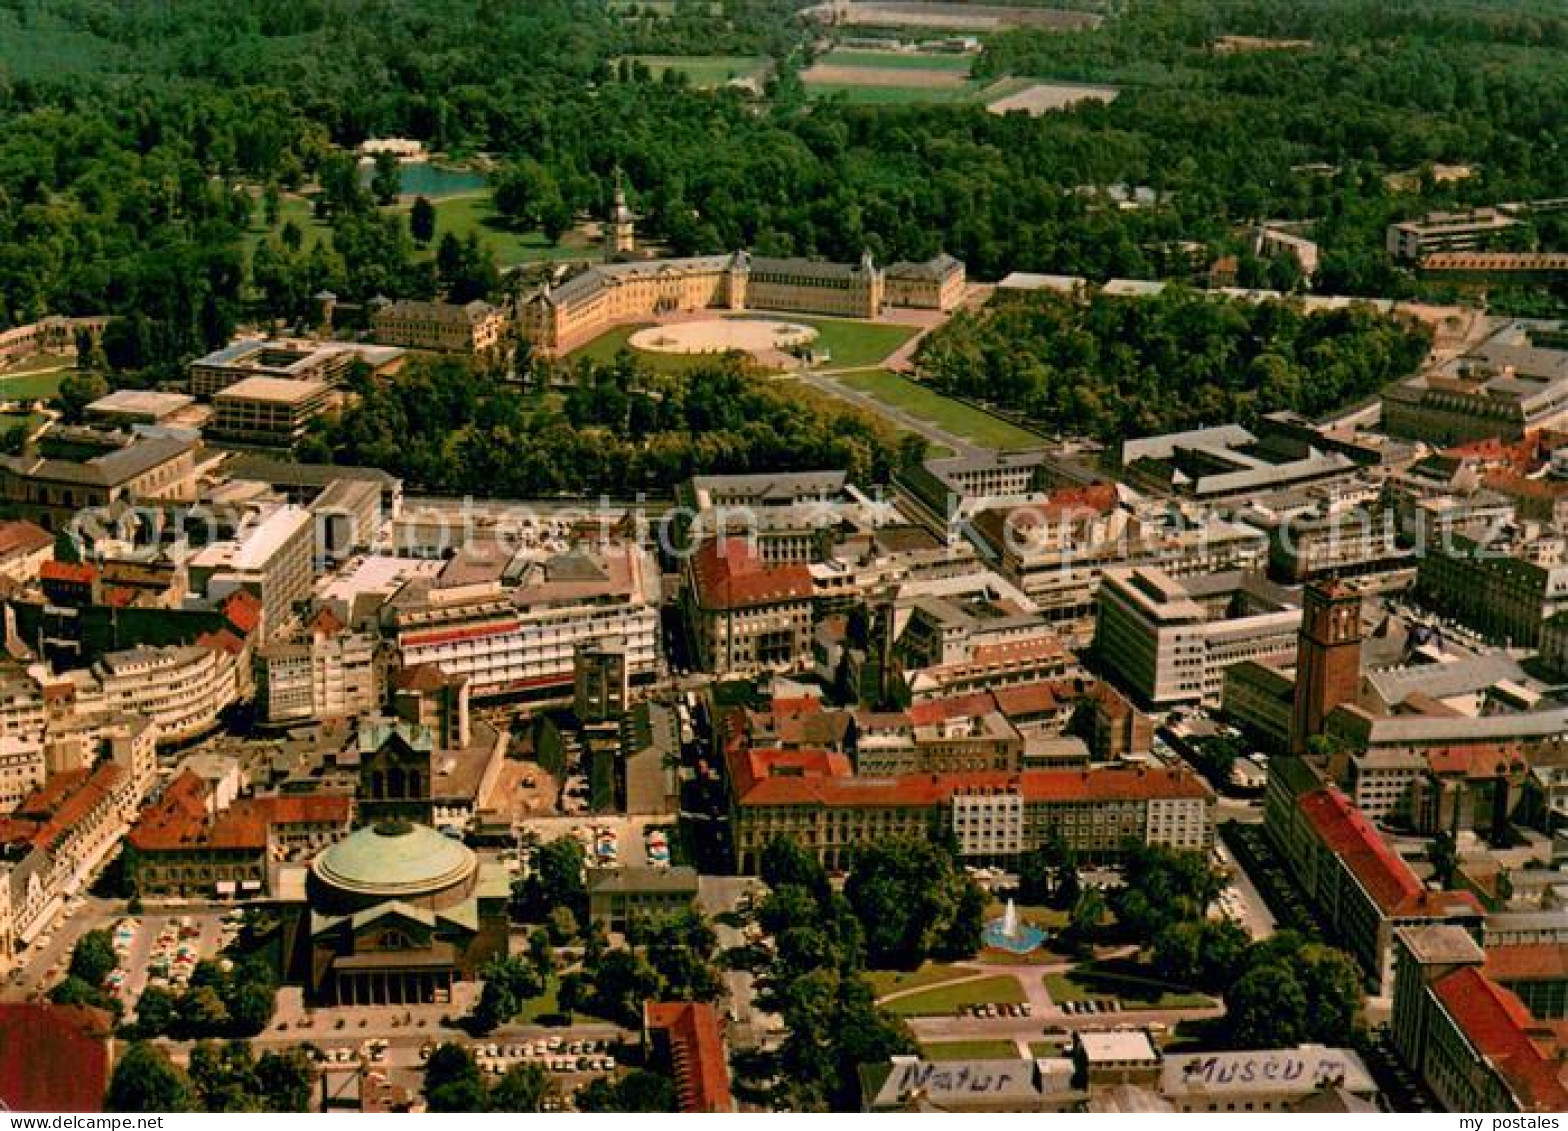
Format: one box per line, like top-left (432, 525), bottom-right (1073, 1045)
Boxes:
top-left (114, 908), bottom-right (240, 1015)
top-left (517, 814), bottom-right (676, 871)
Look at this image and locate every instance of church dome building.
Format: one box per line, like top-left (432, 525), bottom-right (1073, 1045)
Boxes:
top-left (283, 819), bottom-right (509, 1006)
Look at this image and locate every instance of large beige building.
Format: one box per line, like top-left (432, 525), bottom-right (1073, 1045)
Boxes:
top-left (521, 250), bottom-right (963, 354)
top-left (387, 545), bottom-right (660, 701)
top-left (187, 505), bottom-right (317, 640)
top-left (685, 538), bottom-right (815, 676)
top-left (1094, 568), bottom-right (1300, 707)
top-left (727, 741), bottom-right (1213, 874)
top-left (210, 376), bottom-right (333, 446)
top-left (370, 299), bottom-right (508, 355)
top-left (0, 431), bottom-right (197, 531)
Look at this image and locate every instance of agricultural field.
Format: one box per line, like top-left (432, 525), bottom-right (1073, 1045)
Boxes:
top-left (826, 2), bottom-right (1103, 32)
top-left (986, 80), bottom-right (1120, 116)
top-left (830, 369), bottom-right (1045, 450)
top-left (623, 54), bottom-right (772, 87)
top-left (803, 49), bottom-right (977, 102)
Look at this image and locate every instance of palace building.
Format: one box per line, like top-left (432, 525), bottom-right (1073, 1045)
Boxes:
top-left (521, 249), bottom-right (964, 354)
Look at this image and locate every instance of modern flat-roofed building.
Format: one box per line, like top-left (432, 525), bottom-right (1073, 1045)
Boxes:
top-left (258, 610), bottom-right (380, 726)
top-left (189, 338), bottom-right (404, 398)
top-left (210, 376), bottom-right (333, 446)
top-left (1160, 1046), bottom-right (1376, 1112)
top-left (1267, 502), bottom-right (1410, 583)
top-left (1386, 208), bottom-right (1521, 261)
top-left (89, 640), bottom-right (244, 745)
top-left (861, 1054), bottom-right (1078, 1112)
top-left (187, 505), bottom-right (317, 640)
top-left (83, 389), bottom-right (196, 428)
top-left (388, 545), bottom-right (660, 701)
top-left (1120, 424), bottom-right (1358, 504)
top-left (1095, 567), bottom-right (1300, 707)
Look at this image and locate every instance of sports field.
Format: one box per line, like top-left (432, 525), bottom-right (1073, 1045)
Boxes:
top-left (830, 369), bottom-right (1044, 450)
top-left (803, 49), bottom-right (980, 103)
top-left (817, 49), bottom-right (974, 72)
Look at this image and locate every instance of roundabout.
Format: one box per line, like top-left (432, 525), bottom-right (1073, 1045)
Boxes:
top-left (628, 317), bottom-right (817, 356)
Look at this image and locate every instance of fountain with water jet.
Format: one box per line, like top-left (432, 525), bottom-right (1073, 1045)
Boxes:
top-left (981, 897), bottom-right (1047, 954)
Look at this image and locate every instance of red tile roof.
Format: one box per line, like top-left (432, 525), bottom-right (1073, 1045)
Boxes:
top-left (39, 560), bottom-right (95, 585)
top-left (1432, 966), bottom-right (1568, 1112)
top-left (223, 589), bottom-right (264, 635)
top-left (256, 792), bottom-right (352, 827)
top-left (732, 750), bottom-right (1209, 809)
top-left (730, 746), bottom-right (855, 799)
top-left (1297, 788), bottom-right (1482, 918)
top-left (0, 520), bottom-right (52, 560)
top-left (1486, 944), bottom-right (1568, 984)
top-left (1483, 470), bottom-right (1568, 501)
top-left (993, 680), bottom-right (1072, 718)
top-left (309, 605), bottom-right (346, 637)
top-left (393, 662), bottom-right (464, 692)
top-left (999, 483), bottom-right (1119, 528)
top-left (197, 627), bottom-right (247, 656)
top-left (689, 538), bottom-right (813, 612)
top-left (1425, 743), bottom-right (1529, 780)
top-left (128, 771), bottom-right (341, 853)
top-left (644, 1002), bottom-right (732, 1114)
top-left (908, 690), bottom-right (996, 726)
top-left (0, 1003), bottom-right (112, 1112)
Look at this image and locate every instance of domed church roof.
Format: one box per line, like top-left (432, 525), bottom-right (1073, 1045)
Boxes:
top-left (312, 819), bottom-right (476, 899)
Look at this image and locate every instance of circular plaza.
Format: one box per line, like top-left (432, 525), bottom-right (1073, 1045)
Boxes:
top-left (628, 317), bottom-right (817, 357)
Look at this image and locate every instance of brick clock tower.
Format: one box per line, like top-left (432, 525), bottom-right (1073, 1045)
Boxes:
top-left (1290, 579), bottom-right (1363, 755)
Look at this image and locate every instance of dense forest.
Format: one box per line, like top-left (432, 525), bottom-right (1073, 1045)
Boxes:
top-left (915, 287), bottom-right (1434, 439)
top-left (302, 352), bottom-right (909, 496)
top-left (3, 0), bottom-right (1568, 376)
